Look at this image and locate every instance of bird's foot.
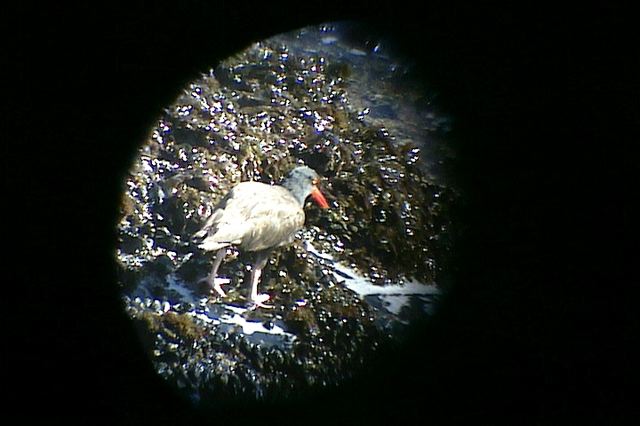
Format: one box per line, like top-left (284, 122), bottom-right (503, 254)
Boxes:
top-left (212, 277), bottom-right (231, 297)
top-left (200, 276), bottom-right (230, 297)
top-left (249, 293), bottom-right (273, 309)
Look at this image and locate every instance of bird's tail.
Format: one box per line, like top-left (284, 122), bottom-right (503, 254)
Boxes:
top-left (192, 225), bottom-right (230, 251)
top-left (197, 237), bottom-right (228, 251)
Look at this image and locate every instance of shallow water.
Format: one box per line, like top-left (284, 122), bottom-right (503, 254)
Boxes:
top-left (116, 22), bottom-right (455, 404)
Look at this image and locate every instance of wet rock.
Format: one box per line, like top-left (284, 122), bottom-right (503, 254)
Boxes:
top-left (116, 23), bottom-right (455, 404)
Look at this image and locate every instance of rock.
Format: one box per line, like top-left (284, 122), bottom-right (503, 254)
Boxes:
top-left (116, 23), bottom-right (455, 404)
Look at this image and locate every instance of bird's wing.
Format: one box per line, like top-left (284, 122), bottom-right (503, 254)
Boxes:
top-left (240, 191), bottom-right (305, 251)
top-left (196, 182), bottom-right (304, 251)
top-left (195, 182), bottom-right (265, 249)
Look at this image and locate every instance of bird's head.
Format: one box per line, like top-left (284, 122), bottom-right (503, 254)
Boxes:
top-left (284, 166), bottom-right (329, 209)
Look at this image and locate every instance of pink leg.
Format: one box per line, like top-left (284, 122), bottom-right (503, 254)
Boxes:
top-left (205, 248), bottom-right (230, 297)
top-left (248, 252), bottom-right (272, 308)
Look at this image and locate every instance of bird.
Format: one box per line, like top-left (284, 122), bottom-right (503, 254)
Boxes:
top-left (194, 166), bottom-right (329, 307)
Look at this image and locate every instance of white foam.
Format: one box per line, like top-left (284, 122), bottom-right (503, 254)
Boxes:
top-left (304, 241), bottom-right (440, 318)
top-left (380, 294), bottom-right (410, 315)
top-left (304, 241), bottom-right (439, 296)
top-left (193, 312), bottom-right (220, 325)
top-left (225, 305), bottom-right (248, 315)
top-left (219, 313), bottom-right (289, 336)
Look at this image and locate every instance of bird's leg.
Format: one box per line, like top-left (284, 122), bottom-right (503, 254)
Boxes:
top-left (204, 248), bottom-right (230, 297)
top-left (248, 251), bottom-right (272, 308)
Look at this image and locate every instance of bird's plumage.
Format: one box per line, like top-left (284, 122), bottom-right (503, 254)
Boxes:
top-left (195, 181), bottom-right (305, 252)
top-left (194, 166), bottom-right (328, 307)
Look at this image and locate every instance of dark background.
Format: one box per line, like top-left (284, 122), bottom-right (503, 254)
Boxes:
top-left (7, 1), bottom-right (636, 424)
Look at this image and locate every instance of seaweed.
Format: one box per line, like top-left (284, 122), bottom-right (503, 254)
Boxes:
top-left (116, 25), bottom-right (455, 403)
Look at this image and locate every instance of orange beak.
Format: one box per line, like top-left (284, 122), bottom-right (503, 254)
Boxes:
top-left (310, 186), bottom-right (329, 209)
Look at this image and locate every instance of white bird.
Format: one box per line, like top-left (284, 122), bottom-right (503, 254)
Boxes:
top-left (194, 166), bottom-right (329, 307)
